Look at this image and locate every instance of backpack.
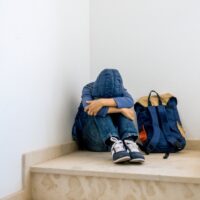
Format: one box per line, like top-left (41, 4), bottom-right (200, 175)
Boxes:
top-left (134, 90), bottom-right (186, 159)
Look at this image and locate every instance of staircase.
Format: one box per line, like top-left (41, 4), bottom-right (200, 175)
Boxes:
top-left (30, 150), bottom-right (200, 200)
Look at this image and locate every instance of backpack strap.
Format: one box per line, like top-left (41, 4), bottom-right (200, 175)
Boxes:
top-left (168, 97), bottom-right (182, 124)
top-left (174, 105), bottom-right (182, 124)
top-left (137, 91), bottom-right (162, 154)
top-left (157, 105), bottom-right (183, 150)
top-left (137, 106), bottom-right (163, 156)
top-left (145, 106), bottom-right (161, 153)
top-left (141, 91), bottom-right (163, 153)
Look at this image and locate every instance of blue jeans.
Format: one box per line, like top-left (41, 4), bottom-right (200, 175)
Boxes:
top-left (81, 113), bottom-right (138, 152)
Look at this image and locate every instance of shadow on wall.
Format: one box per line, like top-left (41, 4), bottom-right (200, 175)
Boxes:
top-left (63, 91), bottom-right (80, 140)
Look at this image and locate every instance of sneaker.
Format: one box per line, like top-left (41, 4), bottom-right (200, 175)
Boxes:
top-left (124, 140), bottom-right (145, 163)
top-left (110, 137), bottom-right (130, 163)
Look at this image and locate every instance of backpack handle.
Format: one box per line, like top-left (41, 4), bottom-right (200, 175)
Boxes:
top-left (148, 90), bottom-right (162, 106)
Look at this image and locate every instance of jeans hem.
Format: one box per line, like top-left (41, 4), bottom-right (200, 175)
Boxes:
top-left (103, 133), bottom-right (119, 145)
top-left (121, 132), bottom-right (138, 141)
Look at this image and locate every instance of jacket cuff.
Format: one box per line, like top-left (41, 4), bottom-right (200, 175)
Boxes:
top-left (97, 107), bottom-right (109, 117)
top-left (113, 97), bottom-right (123, 108)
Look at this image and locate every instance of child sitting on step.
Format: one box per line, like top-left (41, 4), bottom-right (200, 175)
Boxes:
top-left (72, 69), bottom-right (145, 164)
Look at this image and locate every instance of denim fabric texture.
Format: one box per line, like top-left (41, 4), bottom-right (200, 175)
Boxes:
top-left (72, 69), bottom-right (138, 152)
top-left (81, 113), bottom-right (138, 152)
top-left (134, 91), bottom-right (186, 154)
top-left (81, 69), bottom-right (134, 117)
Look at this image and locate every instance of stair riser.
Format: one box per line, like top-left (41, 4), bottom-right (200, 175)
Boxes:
top-left (31, 173), bottom-right (200, 200)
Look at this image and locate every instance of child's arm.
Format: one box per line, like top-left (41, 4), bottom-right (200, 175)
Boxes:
top-left (86, 98), bottom-right (116, 108)
top-left (85, 98), bottom-right (117, 116)
top-left (81, 83), bottom-right (93, 108)
top-left (85, 99), bottom-right (134, 120)
top-left (82, 86), bottom-right (134, 118)
top-left (84, 99), bottom-right (111, 116)
top-left (85, 88), bottom-right (133, 110)
top-left (82, 83), bottom-right (109, 117)
top-left (113, 89), bottom-right (134, 108)
top-left (107, 107), bottom-right (135, 121)
top-left (85, 89), bottom-right (134, 116)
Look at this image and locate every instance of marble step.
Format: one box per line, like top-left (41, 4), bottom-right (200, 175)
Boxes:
top-left (31, 150), bottom-right (200, 200)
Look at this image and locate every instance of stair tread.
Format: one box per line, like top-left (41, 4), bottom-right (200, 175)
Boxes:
top-left (31, 150), bottom-right (200, 184)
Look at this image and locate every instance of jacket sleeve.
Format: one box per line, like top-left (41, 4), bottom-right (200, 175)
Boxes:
top-left (113, 89), bottom-right (134, 108)
top-left (81, 83), bottom-right (93, 108)
top-left (96, 107), bottom-right (109, 117)
top-left (81, 83), bottom-right (109, 117)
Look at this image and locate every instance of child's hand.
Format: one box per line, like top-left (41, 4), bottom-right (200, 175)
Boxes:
top-left (84, 100), bottom-right (104, 116)
top-left (120, 108), bottom-right (135, 121)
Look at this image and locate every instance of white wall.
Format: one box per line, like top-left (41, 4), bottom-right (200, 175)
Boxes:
top-left (90, 0), bottom-right (200, 139)
top-left (0, 0), bottom-right (90, 198)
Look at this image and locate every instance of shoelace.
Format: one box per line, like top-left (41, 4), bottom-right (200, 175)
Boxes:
top-left (124, 140), bottom-right (139, 152)
top-left (110, 137), bottom-right (125, 152)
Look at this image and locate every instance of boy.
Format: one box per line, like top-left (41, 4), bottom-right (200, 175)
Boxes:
top-left (72, 69), bottom-right (144, 163)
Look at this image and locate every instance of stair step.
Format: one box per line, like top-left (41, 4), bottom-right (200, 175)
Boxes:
top-left (31, 150), bottom-right (200, 200)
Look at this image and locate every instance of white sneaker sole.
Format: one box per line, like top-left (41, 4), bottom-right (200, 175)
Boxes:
top-left (129, 158), bottom-right (145, 163)
top-left (113, 156), bottom-right (130, 163)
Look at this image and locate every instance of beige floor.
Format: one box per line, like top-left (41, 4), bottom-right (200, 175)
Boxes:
top-left (31, 150), bottom-right (200, 184)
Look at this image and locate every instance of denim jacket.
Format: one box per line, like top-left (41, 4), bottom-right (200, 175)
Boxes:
top-left (82, 82), bottom-right (134, 117)
top-left (72, 69), bottom-right (134, 141)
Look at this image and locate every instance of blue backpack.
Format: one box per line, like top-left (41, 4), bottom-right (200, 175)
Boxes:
top-left (134, 90), bottom-right (186, 159)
